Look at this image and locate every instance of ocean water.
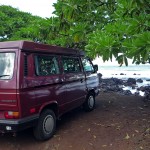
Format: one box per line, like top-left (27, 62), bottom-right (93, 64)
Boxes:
top-left (98, 64), bottom-right (150, 79)
top-left (97, 64), bottom-right (150, 96)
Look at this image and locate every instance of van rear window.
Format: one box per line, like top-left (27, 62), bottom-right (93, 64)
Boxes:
top-left (0, 52), bottom-right (15, 80)
top-left (35, 55), bottom-right (59, 76)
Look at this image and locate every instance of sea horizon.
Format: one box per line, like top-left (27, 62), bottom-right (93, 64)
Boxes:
top-left (98, 64), bottom-right (150, 80)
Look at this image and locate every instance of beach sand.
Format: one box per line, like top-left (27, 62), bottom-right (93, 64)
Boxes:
top-left (0, 92), bottom-right (149, 150)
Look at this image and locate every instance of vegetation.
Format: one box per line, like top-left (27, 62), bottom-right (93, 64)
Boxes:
top-left (53, 0), bottom-right (150, 65)
top-left (0, 5), bottom-right (45, 42)
top-left (0, 0), bottom-right (149, 65)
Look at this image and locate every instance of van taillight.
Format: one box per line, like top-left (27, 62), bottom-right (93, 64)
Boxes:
top-left (4, 111), bottom-right (20, 119)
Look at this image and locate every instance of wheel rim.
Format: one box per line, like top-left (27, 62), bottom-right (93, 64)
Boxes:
top-left (88, 96), bottom-right (94, 108)
top-left (43, 115), bottom-right (54, 134)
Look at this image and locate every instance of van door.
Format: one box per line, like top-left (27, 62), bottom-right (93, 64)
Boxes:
top-left (82, 58), bottom-right (99, 94)
top-left (0, 51), bottom-right (18, 114)
top-left (20, 54), bottom-right (66, 117)
top-left (32, 54), bottom-right (66, 114)
top-left (62, 56), bottom-right (86, 111)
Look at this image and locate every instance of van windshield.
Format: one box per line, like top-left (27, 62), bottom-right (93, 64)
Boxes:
top-left (0, 52), bottom-right (15, 79)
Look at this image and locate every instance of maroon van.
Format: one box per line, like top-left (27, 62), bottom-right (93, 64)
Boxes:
top-left (0, 41), bottom-right (99, 140)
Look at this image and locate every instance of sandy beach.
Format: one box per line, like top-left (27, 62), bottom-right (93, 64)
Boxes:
top-left (0, 92), bottom-right (149, 150)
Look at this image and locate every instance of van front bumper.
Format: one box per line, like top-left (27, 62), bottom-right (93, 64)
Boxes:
top-left (0, 114), bottom-right (39, 133)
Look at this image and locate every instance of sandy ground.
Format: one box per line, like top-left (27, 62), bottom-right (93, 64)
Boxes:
top-left (0, 92), bottom-right (149, 150)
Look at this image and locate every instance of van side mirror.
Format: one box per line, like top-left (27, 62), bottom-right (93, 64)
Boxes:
top-left (93, 65), bottom-right (98, 73)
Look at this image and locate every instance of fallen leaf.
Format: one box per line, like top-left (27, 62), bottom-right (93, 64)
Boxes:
top-left (88, 128), bottom-right (91, 132)
top-left (135, 130), bottom-right (139, 133)
top-left (140, 146), bottom-right (143, 149)
top-left (139, 107), bottom-right (144, 110)
top-left (109, 100), bottom-right (113, 104)
top-left (111, 124), bottom-right (115, 127)
top-left (93, 135), bottom-right (96, 139)
top-left (89, 143), bottom-right (93, 146)
top-left (102, 145), bottom-right (107, 147)
top-left (133, 120), bottom-right (138, 124)
top-left (124, 133), bottom-right (130, 140)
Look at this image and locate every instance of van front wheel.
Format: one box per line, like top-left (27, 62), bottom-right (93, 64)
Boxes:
top-left (83, 93), bottom-right (95, 111)
top-left (33, 109), bottom-right (56, 141)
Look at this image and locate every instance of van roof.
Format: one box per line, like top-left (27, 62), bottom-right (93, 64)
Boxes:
top-left (0, 40), bottom-right (85, 56)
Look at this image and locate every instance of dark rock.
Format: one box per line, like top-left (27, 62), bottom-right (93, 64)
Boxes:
top-left (112, 78), bottom-right (123, 85)
top-left (144, 89), bottom-right (150, 101)
top-left (132, 86), bottom-right (136, 89)
top-left (123, 90), bottom-right (132, 95)
top-left (99, 77), bottom-right (149, 97)
top-left (99, 78), bottom-right (124, 93)
top-left (98, 73), bottom-right (102, 83)
top-left (139, 86), bottom-right (147, 92)
top-left (133, 73), bottom-right (136, 75)
top-left (137, 79), bottom-right (143, 83)
top-left (144, 86), bottom-right (150, 90)
top-left (146, 79), bottom-right (150, 81)
top-left (141, 86), bottom-right (150, 101)
top-left (120, 73), bottom-right (124, 75)
top-left (135, 92), bottom-right (139, 96)
top-left (127, 78), bottom-right (136, 84)
top-left (98, 73), bottom-right (102, 78)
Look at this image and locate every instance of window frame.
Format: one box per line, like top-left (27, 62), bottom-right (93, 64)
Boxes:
top-left (0, 52), bottom-right (16, 80)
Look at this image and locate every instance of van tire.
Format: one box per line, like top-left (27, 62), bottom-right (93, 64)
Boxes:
top-left (83, 93), bottom-right (95, 111)
top-left (33, 109), bottom-right (56, 141)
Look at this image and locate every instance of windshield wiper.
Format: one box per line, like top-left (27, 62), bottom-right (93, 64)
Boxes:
top-left (0, 75), bottom-right (10, 77)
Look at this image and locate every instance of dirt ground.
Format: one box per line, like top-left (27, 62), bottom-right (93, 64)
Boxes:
top-left (0, 92), bottom-right (149, 150)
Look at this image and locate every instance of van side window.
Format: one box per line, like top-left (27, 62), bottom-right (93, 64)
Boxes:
top-left (35, 55), bottom-right (59, 76)
top-left (82, 58), bottom-right (94, 72)
top-left (62, 57), bottom-right (81, 73)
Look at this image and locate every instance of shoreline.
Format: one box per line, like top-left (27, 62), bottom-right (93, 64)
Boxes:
top-left (98, 74), bottom-right (150, 101)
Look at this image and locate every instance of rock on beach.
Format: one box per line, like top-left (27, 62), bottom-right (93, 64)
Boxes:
top-left (99, 76), bottom-right (150, 100)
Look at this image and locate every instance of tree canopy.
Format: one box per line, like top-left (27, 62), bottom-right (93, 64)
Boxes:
top-left (0, 0), bottom-right (149, 65)
top-left (53, 0), bottom-right (150, 65)
top-left (0, 5), bottom-right (45, 42)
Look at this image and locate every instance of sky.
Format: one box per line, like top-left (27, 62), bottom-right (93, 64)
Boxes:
top-left (0, 0), bottom-right (57, 18)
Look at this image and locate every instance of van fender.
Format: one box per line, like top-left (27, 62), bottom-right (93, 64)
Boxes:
top-left (86, 86), bottom-right (100, 96)
top-left (39, 101), bottom-right (59, 116)
top-left (86, 88), bottom-right (95, 96)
